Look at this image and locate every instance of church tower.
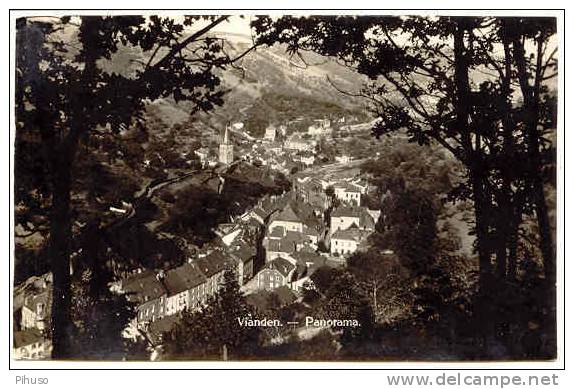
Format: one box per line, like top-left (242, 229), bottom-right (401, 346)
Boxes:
top-left (219, 124), bottom-right (234, 165)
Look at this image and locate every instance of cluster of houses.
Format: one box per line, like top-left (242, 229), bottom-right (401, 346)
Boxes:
top-left (243, 131), bottom-right (319, 175)
top-left (293, 173), bottom-right (369, 208)
top-left (192, 119), bottom-right (357, 176)
top-left (235, 169), bottom-right (380, 292)
top-left (329, 206), bottom-right (378, 256)
top-left (13, 273), bottom-right (53, 360)
top-left (251, 199), bottom-right (325, 292)
top-left (13, 117), bottom-right (379, 358)
top-left (48, 164), bottom-right (380, 344)
top-left (113, 159), bottom-right (382, 344)
top-left (122, 252), bottom-right (228, 330)
top-left (292, 173), bottom-right (380, 256)
top-left (214, 191), bottom-right (328, 294)
top-left (120, 224), bottom-right (258, 337)
top-left (242, 182), bottom-right (379, 295)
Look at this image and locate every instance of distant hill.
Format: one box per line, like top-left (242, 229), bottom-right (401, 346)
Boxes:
top-left (96, 31), bottom-right (375, 166)
top-left (114, 32), bottom-right (372, 137)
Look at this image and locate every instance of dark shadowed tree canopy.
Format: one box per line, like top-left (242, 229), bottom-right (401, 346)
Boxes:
top-left (15, 15), bottom-right (257, 358)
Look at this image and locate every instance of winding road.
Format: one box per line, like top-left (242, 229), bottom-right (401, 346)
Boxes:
top-left (104, 160), bottom-right (243, 232)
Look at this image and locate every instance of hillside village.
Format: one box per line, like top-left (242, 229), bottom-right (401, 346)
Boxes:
top-left (13, 14), bottom-right (559, 366)
top-left (13, 115), bottom-right (390, 359)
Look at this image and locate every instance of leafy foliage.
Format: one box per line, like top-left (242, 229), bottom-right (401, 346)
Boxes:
top-left (164, 270), bottom-right (261, 360)
top-left (243, 92), bottom-right (368, 137)
top-left (252, 15), bottom-right (557, 288)
top-left (15, 15), bottom-right (257, 358)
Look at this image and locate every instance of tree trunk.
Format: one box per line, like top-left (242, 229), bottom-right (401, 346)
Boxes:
top-left (533, 182), bottom-right (555, 283)
top-left (494, 37), bottom-right (516, 281)
top-left (495, 136), bottom-right (514, 280)
top-left (373, 283), bottom-right (378, 320)
top-left (49, 160), bottom-right (73, 359)
top-left (49, 20), bottom-right (100, 358)
top-left (511, 27), bottom-right (556, 358)
top-left (495, 229), bottom-right (507, 279)
top-left (470, 171), bottom-right (493, 287)
top-left (453, 20), bottom-right (492, 289)
top-left (512, 34), bottom-right (555, 287)
top-left (507, 217), bottom-right (519, 280)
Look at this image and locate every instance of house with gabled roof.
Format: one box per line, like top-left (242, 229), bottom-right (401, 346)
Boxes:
top-left (121, 271), bottom-right (168, 326)
top-left (268, 203), bottom-right (304, 233)
top-left (333, 181), bottom-right (363, 206)
top-left (267, 200), bottom-right (322, 233)
top-left (293, 175), bottom-right (330, 209)
top-left (163, 264), bottom-right (204, 316)
top-left (264, 224), bottom-right (320, 262)
top-left (13, 329), bottom-right (52, 360)
top-left (265, 238), bottom-right (297, 263)
top-left (21, 288), bottom-right (51, 332)
top-left (195, 250), bottom-right (228, 296)
top-left (121, 249), bottom-right (239, 330)
top-left (330, 227), bottom-right (371, 256)
top-left (249, 194), bottom-right (289, 225)
top-left (284, 133), bottom-right (312, 152)
top-left (214, 223), bottom-right (242, 246)
top-left (255, 257), bottom-right (296, 291)
top-left (262, 198), bottom-right (324, 263)
top-left (330, 205), bottom-right (377, 233)
top-left (351, 177), bottom-right (371, 194)
top-left (228, 243), bottom-right (256, 284)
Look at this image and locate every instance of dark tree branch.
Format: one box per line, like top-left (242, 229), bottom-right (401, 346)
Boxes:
top-left (148, 16), bottom-right (229, 71)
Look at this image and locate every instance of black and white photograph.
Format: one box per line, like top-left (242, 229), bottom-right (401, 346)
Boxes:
top-left (11, 10), bottom-right (561, 365)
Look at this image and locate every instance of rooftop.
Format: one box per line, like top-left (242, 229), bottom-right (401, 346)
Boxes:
top-left (23, 289), bottom-right (51, 318)
top-left (334, 181), bottom-right (362, 192)
top-left (331, 206), bottom-right (376, 230)
top-left (265, 257), bottom-right (296, 278)
top-left (14, 329), bottom-right (46, 349)
top-left (331, 205), bottom-right (362, 218)
top-left (195, 251), bottom-right (229, 278)
top-left (359, 210), bottom-right (376, 230)
top-left (214, 223), bottom-right (240, 237)
top-left (229, 244), bottom-right (256, 263)
top-left (331, 227), bottom-right (370, 242)
top-left (271, 203), bottom-right (302, 223)
top-left (291, 250), bottom-right (325, 264)
top-left (267, 239), bottom-right (296, 254)
top-left (122, 272), bottom-right (166, 303)
top-left (269, 225), bottom-right (286, 239)
top-left (165, 264), bottom-right (206, 295)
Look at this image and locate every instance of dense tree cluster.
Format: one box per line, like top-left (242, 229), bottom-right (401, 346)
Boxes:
top-left (13, 15), bottom-right (558, 361)
top-left (164, 270), bottom-right (261, 360)
top-left (243, 91), bottom-right (368, 137)
top-left (15, 15), bottom-right (258, 358)
top-left (252, 15), bottom-right (557, 358)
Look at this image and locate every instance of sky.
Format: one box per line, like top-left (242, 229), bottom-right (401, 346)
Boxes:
top-left (211, 15), bottom-right (253, 36)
